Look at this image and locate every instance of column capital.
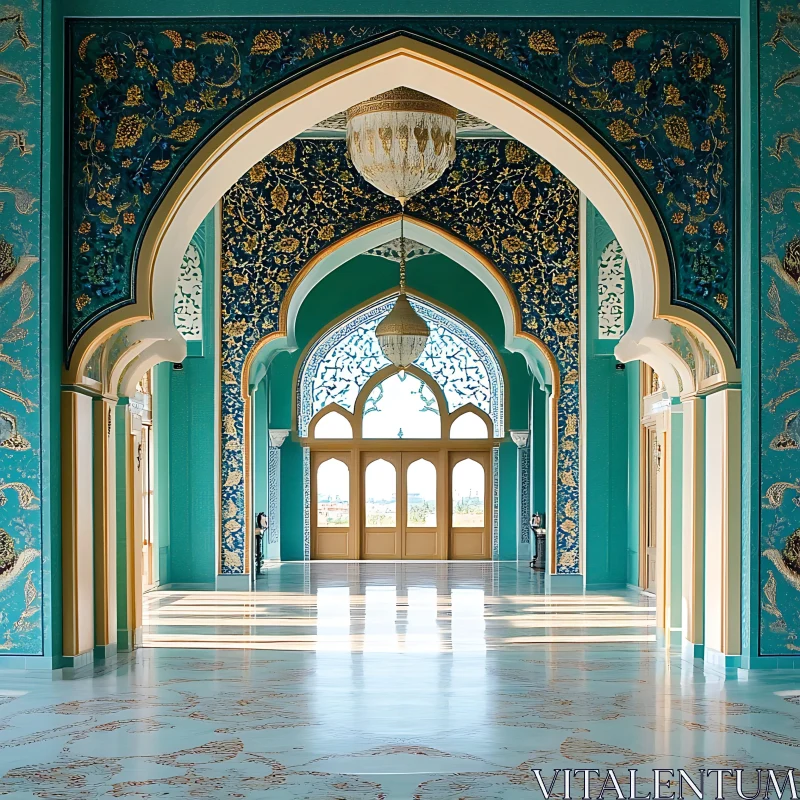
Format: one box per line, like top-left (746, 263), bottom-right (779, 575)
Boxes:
top-left (269, 428), bottom-right (291, 448)
top-left (509, 430), bottom-right (529, 448)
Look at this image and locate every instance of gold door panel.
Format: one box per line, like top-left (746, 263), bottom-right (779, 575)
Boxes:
top-left (362, 451), bottom-right (402, 559)
top-left (402, 452), bottom-right (443, 560)
top-left (449, 451), bottom-right (491, 560)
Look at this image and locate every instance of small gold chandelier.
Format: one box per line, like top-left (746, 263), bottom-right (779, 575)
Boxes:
top-left (374, 212), bottom-right (430, 369)
top-left (346, 87), bottom-right (457, 204)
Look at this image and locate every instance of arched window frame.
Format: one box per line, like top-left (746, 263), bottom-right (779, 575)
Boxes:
top-left (297, 293), bottom-right (505, 438)
top-left (306, 365), bottom-right (500, 444)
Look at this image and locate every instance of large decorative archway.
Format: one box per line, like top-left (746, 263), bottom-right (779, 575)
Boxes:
top-left (59, 21), bottom-right (743, 664)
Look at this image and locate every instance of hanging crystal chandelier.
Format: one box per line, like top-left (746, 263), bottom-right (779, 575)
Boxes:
top-left (374, 212), bottom-right (430, 369)
top-left (346, 88), bottom-right (455, 368)
top-left (346, 87), bottom-right (457, 204)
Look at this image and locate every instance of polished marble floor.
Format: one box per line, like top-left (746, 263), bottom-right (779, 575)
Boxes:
top-left (1, 563), bottom-right (799, 799)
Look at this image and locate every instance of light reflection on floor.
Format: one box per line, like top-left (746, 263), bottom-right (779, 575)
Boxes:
top-left (141, 562), bottom-right (657, 651)
top-left (1, 563), bottom-right (799, 799)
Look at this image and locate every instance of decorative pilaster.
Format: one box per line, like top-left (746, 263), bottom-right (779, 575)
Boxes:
top-left (267, 430), bottom-right (290, 561)
top-left (61, 390), bottom-right (95, 666)
top-left (703, 388), bottom-right (742, 673)
top-left (511, 431), bottom-right (531, 562)
top-left (681, 396), bottom-right (706, 661)
top-left (92, 396), bottom-right (117, 660)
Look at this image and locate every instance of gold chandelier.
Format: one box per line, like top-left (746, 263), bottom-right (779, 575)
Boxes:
top-left (347, 88), bottom-right (456, 367)
top-left (346, 87), bottom-right (457, 204)
top-left (374, 212), bottom-right (430, 369)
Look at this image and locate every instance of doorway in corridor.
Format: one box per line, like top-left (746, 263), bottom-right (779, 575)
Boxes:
top-left (299, 293), bottom-right (507, 562)
top-left (310, 367), bottom-right (496, 560)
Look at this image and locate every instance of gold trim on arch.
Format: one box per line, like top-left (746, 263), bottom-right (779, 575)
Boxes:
top-left (64, 34), bottom-right (738, 387)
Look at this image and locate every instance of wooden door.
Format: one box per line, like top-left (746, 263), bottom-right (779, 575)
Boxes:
top-left (362, 451), bottom-right (401, 559)
top-left (402, 452), bottom-right (444, 559)
top-left (449, 451), bottom-right (491, 560)
top-left (311, 451), bottom-right (354, 559)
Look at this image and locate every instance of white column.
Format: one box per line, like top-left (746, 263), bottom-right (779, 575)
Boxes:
top-left (703, 388), bottom-right (742, 673)
top-left (681, 395), bottom-right (705, 661)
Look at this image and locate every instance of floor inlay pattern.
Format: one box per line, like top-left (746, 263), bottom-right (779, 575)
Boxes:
top-left (0, 564), bottom-right (798, 799)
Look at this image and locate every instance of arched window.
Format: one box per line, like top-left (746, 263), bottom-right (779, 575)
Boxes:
top-left (362, 373), bottom-right (441, 439)
top-left (452, 459), bottom-right (485, 527)
top-left (450, 411), bottom-right (489, 439)
top-left (298, 295), bottom-right (503, 436)
top-left (364, 459), bottom-right (396, 526)
top-left (316, 459), bottom-right (349, 527)
top-left (313, 410), bottom-right (353, 439)
top-left (407, 459), bottom-right (437, 526)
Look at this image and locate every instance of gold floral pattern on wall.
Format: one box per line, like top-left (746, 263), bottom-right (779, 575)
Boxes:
top-left (220, 139), bottom-right (580, 573)
top-left (66, 19), bottom-right (737, 358)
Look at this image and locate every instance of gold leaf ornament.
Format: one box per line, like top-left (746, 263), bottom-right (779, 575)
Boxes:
top-left (513, 183), bottom-right (531, 212)
top-left (161, 30), bottom-right (182, 48)
top-left (168, 118), bottom-right (201, 142)
top-left (78, 33), bottom-right (96, 61)
top-left (528, 30), bottom-right (559, 55)
top-left (607, 119), bottom-right (638, 142)
top-left (662, 115), bottom-right (693, 150)
top-left (251, 29), bottom-right (282, 55)
top-left (271, 183), bottom-right (289, 213)
top-left (112, 115), bottom-right (146, 149)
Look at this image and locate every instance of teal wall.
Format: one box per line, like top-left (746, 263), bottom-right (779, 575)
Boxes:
top-left (584, 203), bottom-right (633, 587)
top-left (669, 406), bottom-right (684, 638)
top-left (266, 251), bottom-right (536, 560)
top-left (153, 364), bottom-right (171, 586)
top-left (626, 362), bottom-right (642, 586)
top-left (157, 214), bottom-right (217, 585)
top-left (0, 0), bottom-right (46, 660)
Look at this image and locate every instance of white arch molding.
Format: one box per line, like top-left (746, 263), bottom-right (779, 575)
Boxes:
top-left (66, 35), bottom-right (737, 386)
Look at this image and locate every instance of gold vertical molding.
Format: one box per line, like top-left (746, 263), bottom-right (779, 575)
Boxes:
top-left (681, 395), bottom-right (706, 647)
top-left (92, 397), bottom-right (117, 649)
top-left (60, 390), bottom-right (95, 659)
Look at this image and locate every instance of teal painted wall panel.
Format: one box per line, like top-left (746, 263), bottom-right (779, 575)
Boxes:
top-left (0, 1), bottom-right (45, 658)
top-left (626, 361), bottom-right (641, 587)
top-left (499, 441), bottom-right (518, 561)
top-left (280, 440), bottom-right (304, 562)
top-left (164, 213), bottom-right (216, 585)
top-left (531, 384), bottom-right (547, 521)
top-left (253, 379), bottom-right (268, 522)
top-left (584, 203), bottom-right (631, 587)
top-left (153, 363), bottom-right (171, 586)
top-left (757, 2), bottom-right (800, 658)
top-left (114, 404), bottom-right (130, 645)
top-left (670, 407), bottom-right (684, 634)
top-left (60, 0), bottom-right (741, 17)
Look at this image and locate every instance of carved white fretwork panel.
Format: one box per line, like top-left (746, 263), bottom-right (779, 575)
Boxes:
top-left (598, 239), bottom-right (626, 339)
top-left (174, 242), bottom-right (203, 341)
